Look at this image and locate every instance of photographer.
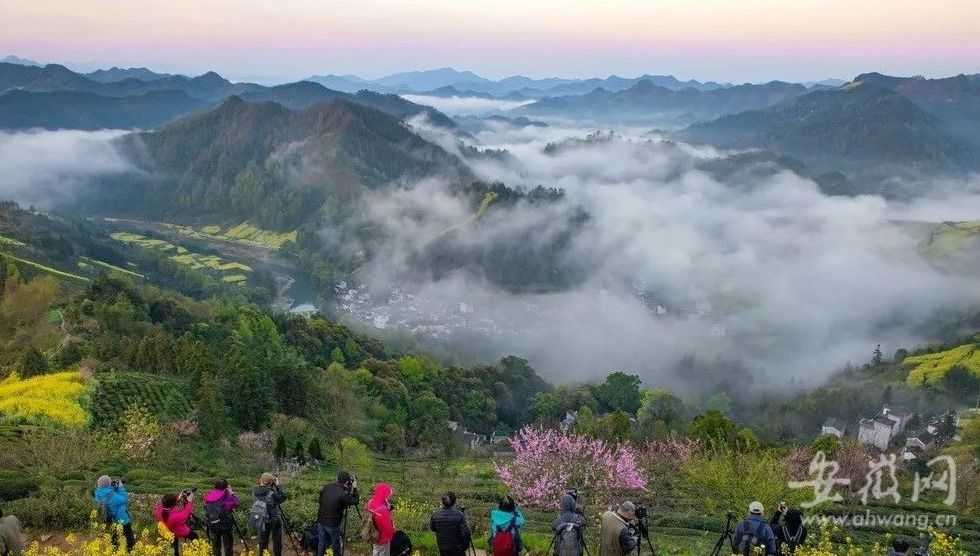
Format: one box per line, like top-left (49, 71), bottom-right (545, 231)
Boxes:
top-left (155, 489), bottom-right (198, 556)
top-left (204, 478), bottom-right (240, 556)
top-left (552, 492), bottom-right (586, 556)
top-left (253, 473), bottom-right (287, 556)
top-left (316, 471), bottom-right (359, 556)
top-left (599, 501), bottom-right (637, 556)
top-left (769, 503), bottom-right (806, 554)
top-left (430, 492), bottom-right (471, 556)
top-left (365, 483), bottom-right (395, 556)
top-left (94, 475), bottom-right (135, 552)
top-left (731, 501), bottom-right (775, 556)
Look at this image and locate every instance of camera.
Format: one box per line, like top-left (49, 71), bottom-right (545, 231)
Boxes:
top-left (110, 477), bottom-right (125, 488)
top-left (634, 504), bottom-right (648, 520)
top-left (181, 486), bottom-right (198, 498)
top-left (564, 488), bottom-right (580, 501)
top-left (343, 474), bottom-right (356, 490)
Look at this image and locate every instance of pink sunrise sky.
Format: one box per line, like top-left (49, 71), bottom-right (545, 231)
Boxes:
top-left (2, 0), bottom-right (977, 83)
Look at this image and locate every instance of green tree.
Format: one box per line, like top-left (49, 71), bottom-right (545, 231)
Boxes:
top-left (308, 437), bottom-right (324, 462)
top-left (197, 373), bottom-right (229, 441)
top-left (293, 440), bottom-right (306, 464)
top-left (17, 347), bottom-right (49, 378)
top-left (596, 372), bottom-right (642, 414)
top-left (871, 344), bottom-right (883, 366)
top-left (810, 434), bottom-right (841, 458)
top-left (274, 433), bottom-right (288, 461)
top-left (593, 411), bottom-right (632, 443)
top-left (408, 392), bottom-right (451, 448)
top-left (330, 346), bottom-right (346, 366)
top-left (222, 333), bottom-right (275, 431)
top-left (688, 409), bottom-right (737, 446)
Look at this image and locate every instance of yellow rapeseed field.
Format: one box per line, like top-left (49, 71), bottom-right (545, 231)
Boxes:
top-left (904, 344), bottom-right (980, 385)
top-left (0, 371), bottom-right (89, 427)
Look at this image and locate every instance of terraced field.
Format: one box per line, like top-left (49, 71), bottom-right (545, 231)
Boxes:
top-left (163, 222), bottom-right (298, 250)
top-left (905, 343), bottom-right (980, 385)
top-left (110, 231), bottom-right (252, 282)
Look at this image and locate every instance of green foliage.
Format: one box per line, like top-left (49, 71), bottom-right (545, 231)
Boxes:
top-left (90, 373), bottom-right (191, 430)
top-left (17, 347), bottom-right (49, 378)
top-left (6, 483), bottom-right (91, 529)
top-left (688, 409), bottom-right (737, 445)
top-left (810, 434), bottom-right (842, 458)
top-left (308, 437), bottom-right (324, 461)
top-left (333, 436), bottom-right (372, 477)
top-left (0, 471), bottom-right (40, 501)
top-left (275, 433), bottom-right (288, 461)
top-left (293, 440), bottom-right (306, 464)
top-left (596, 371), bottom-right (642, 413)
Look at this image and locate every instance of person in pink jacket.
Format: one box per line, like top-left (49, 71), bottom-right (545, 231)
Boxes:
top-left (366, 483), bottom-right (396, 556)
top-left (155, 490), bottom-right (197, 555)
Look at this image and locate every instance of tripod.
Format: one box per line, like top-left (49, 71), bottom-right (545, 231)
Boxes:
top-left (545, 523), bottom-right (592, 556)
top-left (634, 519), bottom-right (656, 556)
top-left (231, 515), bottom-right (251, 554)
top-left (278, 504), bottom-right (304, 555)
top-left (708, 513), bottom-right (736, 556)
top-left (341, 502), bottom-right (363, 549)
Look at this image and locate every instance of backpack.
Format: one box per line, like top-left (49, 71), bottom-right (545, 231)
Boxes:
top-left (361, 509), bottom-right (379, 543)
top-left (205, 493), bottom-right (234, 531)
top-left (555, 523), bottom-right (583, 556)
top-left (736, 520), bottom-right (764, 556)
top-left (391, 530), bottom-right (413, 556)
top-left (96, 491), bottom-right (116, 526)
top-left (491, 516), bottom-right (518, 556)
top-left (249, 491), bottom-right (274, 533)
top-left (781, 525), bottom-right (804, 553)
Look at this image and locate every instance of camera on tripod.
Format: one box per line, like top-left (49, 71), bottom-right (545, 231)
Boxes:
top-left (180, 486), bottom-right (197, 498)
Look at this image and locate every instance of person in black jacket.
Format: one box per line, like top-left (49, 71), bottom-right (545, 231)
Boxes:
top-left (769, 503), bottom-right (807, 554)
top-left (552, 493), bottom-right (586, 556)
top-left (316, 471), bottom-right (359, 556)
top-left (429, 492), bottom-right (471, 556)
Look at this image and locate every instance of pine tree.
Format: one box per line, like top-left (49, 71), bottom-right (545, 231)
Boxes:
top-left (872, 344), bottom-right (883, 367)
top-left (274, 433), bottom-right (288, 461)
top-left (18, 347), bottom-right (49, 378)
top-left (293, 440), bottom-right (306, 464)
top-left (308, 437), bottom-right (324, 462)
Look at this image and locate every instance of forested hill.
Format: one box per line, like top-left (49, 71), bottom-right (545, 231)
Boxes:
top-left (675, 82), bottom-right (979, 181)
top-left (78, 97), bottom-right (472, 230)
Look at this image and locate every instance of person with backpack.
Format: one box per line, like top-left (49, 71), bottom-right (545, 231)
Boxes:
top-left (94, 475), bottom-right (135, 552)
top-left (316, 471), bottom-right (359, 556)
top-left (155, 490), bottom-right (198, 556)
top-left (599, 501), bottom-right (637, 556)
top-left (252, 473), bottom-right (287, 556)
top-left (430, 492), bottom-right (471, 556)
top-left (552, 493), bottom-right (587, 556)
top-left (489, 495), bottom-right (525, 556)
top-left (0, 507), bottom-right (24, 556)
top-left (203, 478), bottom-right (240, 556)
top-left (769, 503), bottom-right (807, 554)
top-left (731, 501), bottom-right (776, 556)
top-left (364, 483), bottom-right (395, 556)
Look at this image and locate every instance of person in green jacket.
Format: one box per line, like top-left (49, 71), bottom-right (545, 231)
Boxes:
top-left (0, 507), bottom-right (24, 556)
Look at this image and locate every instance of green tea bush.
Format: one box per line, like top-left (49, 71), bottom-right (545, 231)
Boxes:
top-left (0, 471), bottom-right (40, 501)
top-left (90, 372), bottom-right (191, 429)
top-left (7, 484), bottom-right (91, 529)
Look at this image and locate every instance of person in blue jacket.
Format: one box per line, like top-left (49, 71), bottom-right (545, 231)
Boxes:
top-left (489, 495), bottom-right (526, 555)
top-left (94, 475), bottom-right (135, 552)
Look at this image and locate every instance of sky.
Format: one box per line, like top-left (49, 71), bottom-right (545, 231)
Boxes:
top-left (2, 0), bottom-right (978, 83)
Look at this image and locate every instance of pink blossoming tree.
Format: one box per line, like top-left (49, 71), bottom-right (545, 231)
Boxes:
top-left (495, 426), bottom-right (648, 508)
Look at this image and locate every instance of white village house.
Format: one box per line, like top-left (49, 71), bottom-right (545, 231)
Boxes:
top-left (857, 406), bottom-right (912, 450)
top-left (821, 417), bottom-right (846, 438)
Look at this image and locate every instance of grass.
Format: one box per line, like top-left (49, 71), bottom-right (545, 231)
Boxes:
top-left (0, 234), bottom-right (26, 247)
top-left (79, 256), bottom-right (145, 278)
top-left (919, 220), bottom-right (980, 258)
top-left (162, 222), bottom-right (298, 250)
top-left (0, 371), bottom-right (89, 427)
top-left (0, 253), bottom-right (90, 283)
top-left (904, 344), bottom-right (980, 385)
top-left (111, 232), bottom-right (251, 282)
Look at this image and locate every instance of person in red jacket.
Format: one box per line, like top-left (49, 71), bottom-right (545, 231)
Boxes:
top-left (154, 490), bottom-right (198, 555)
top-left (366, 483), bottom-right (395, 556)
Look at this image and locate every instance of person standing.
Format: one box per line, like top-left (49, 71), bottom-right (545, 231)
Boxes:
top-left (888, 540), bottom-right (911, 556)
top-left (552, 493), bottom-right (587, 556)
top-left (253, 473), bottom-right (287, 556)
top-left (94, 475), bottom-right (135, 552)
top-left (203, 478), bottom-right (240, 556)
top-left (0, 507), bottom-right (24, 556)
top-left (599, 501), bottom-right (637, 556)
top-left (155, 490), bottom-right (198, 556)
top-left (489, 495), bottom-right (525, 556)
top-left (769, 503), bottom-right (807, 554)
top-left (316, 471), bottom-right (359, 556)
top-left (731, 501), bottom-right (776, 556)
top-left (366, 483), bottom-right (395, 556)
top-left (430, 492), bottom-right (471, 556)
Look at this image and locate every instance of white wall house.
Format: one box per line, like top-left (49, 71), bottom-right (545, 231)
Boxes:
top-left (821, 418), bottom-right (846, 438)
top-left (857, 417), bottom-right (894, 451)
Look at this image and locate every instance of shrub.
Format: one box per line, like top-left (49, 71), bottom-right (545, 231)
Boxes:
top-left (0, 471), bottom-right (40, 501)
top-left (7, 485), bottom-right (91, 530)
top-left (90, 372), bottom-right (190, 430)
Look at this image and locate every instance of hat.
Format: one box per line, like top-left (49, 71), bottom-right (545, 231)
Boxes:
top-left (749, 501), bottom-right (764, 515)
top-left (97, 475), bottom-right (112, 488)
top-left (619, 501), bottom-right (636, 513)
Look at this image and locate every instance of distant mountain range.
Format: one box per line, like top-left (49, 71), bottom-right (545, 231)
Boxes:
top-left (675, 80), bottom-right (980, 186)
top-left (515, 79), bottom-right (812, 126)
top-left (0, 62), bottom-right (453, 130)
top-left (307, 67), bottom-right (734, 98)
top-left (0, 55), bottom-right (41, 67)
